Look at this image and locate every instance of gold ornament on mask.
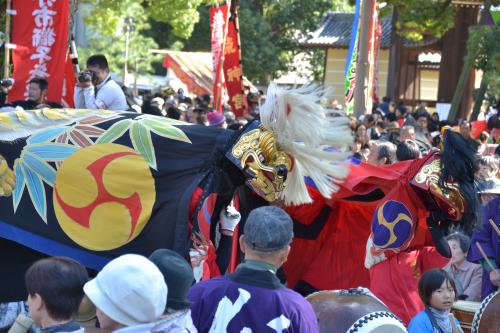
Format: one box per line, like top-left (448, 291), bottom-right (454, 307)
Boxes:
top-left (414, 156), bottom-right (465, 220)
top-left (231, 127), bottom-right (292, 202)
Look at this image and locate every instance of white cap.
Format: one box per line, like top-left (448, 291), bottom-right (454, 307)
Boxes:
top-left (83, 254), bottom-right (167, 326)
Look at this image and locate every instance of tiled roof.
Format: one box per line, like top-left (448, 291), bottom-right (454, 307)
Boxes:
top-left (451, 0), bottom-right (483, 6)
top-left (300, 12), bottom-right (437, 49)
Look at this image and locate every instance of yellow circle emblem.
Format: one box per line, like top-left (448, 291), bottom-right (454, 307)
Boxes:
top-left (53, 143), bottom-right (155, 251)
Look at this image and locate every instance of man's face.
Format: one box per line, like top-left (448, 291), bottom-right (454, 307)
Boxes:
top-left (87, 65), bottom-right (108, 85)
top-left (28, 83), bottom-right (45, 103)
top-left (389, 103), bottom-right (396, 113)
top-left (460, 123), bottom-right (471, 138)
top-left (417, 117), bottom-right (428, 131)
top-left (401, 128), bottom-right (416, 141)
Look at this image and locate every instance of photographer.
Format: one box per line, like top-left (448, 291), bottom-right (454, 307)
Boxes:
top-left (1, 78), bottom-right (62, 109)
top-left (74, 54), bottom-right (127, 110)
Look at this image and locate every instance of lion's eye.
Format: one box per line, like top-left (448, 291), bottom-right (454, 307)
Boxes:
top-left (276, 165), bottom-right (288, 179)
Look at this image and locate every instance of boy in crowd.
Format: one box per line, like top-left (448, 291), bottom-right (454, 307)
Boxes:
top-left (25, 257), bottom-right (89, 332)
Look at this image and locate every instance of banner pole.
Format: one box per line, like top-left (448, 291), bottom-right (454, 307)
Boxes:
top-left (3, 0), bottom-right (12, 78)
top-left (354, 0), bottom-right (374, 117)
top-left (215, 0), bottom-right (231, 112)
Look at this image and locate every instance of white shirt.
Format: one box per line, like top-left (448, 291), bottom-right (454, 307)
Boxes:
top-left (74, 74), bottom-right (128, 110)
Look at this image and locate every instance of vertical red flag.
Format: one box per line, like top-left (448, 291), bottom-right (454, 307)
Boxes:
top-left (210, 1), bottom-right (230, 112)
top-left (61, 51), bottom-right (75, 108)
top-left (9, 0), bottom-right (69, 103)
top-left (223, 1), bottom-right (245, 117)
top-left (366, 0), bottom-right (380, 111)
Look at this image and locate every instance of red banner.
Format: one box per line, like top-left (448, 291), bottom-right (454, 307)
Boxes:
top-left (9, 0), bottom-right (69, 104)
top-left (222, 2), bottom-right (245, 117)
top-left (210, 2), bottom-right (230, 112)
top-left (61, 51), bottom-right (75, 108)
top-left (366, 1), bottom-right (380, 111)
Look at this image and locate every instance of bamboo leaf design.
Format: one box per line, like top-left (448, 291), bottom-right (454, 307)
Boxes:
top-left (74, 124), bottom-right (105, 137)
top-left (12, 159), bottom-right (25, 213)
top-left (25, 143), bottom-right (79, 161)
top-left (21, 160), bottom-right (47, 223)
top-left (140, 117), bottom-right (191, 144)
top-left (27, 127), bottom-right (68, 144)
top-left (138, 114), bottom-right (190, 126)
top-left (130, 122), bottom-right (156, 170)
top-left (21, 152), bottom-right (56, 186)
top-left (56, 132), bottom-right (68, 143)
top-left (95, 119), bottom-right (132, 144)
top-left (69, 130), bottom-right (94, 147)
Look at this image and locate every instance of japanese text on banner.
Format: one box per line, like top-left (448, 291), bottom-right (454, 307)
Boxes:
top-left (9, 0), bottom-right (70, 104)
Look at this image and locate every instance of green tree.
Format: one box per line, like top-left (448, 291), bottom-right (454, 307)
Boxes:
top-left (468, 23), bottom-right (500, 108)
top-left (78, 0), bottom-right (354, 83)
top-left (79, 0), bottom-right (156, 76)
top-left (174, 0), bottom-right (348, 83)
top-left (78, 0), bottom-right (204, 77)
top-left (385, 0), bottom-right (456, 41)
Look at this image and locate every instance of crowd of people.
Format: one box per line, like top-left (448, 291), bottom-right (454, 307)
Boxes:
top-left (1, 54), bottom-right (500, 333)
top-left (349, 98), bottom-right (500, 165)
top-left (2, 206), bottom-right (319, 333)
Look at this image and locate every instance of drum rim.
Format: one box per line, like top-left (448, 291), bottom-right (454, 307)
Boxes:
top-left (346, 310), bottom-right (407, 333)
top-left (471, 289), bottom-right (500, 333)
top-left (451, 300), bottom-right (481, 312)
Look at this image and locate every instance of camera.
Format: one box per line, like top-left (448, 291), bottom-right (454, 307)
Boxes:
top-left (0, 78), bottom-right (14, 88)
top-left (78, 70), bottom-right (94, 83)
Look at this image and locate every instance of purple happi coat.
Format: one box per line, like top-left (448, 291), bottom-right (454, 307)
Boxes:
top-left (188, 267), bottom-right (319, 333)
top-left (467, 196), bottom-right (500, 299)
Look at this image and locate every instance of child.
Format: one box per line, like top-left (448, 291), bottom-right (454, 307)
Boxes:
top-left (25, 256), bottom-right (89, 332)
top-left (408, 269), bottom-right (463, 333)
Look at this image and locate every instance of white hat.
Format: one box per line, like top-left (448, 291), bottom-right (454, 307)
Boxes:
top-left (83, 254), bottom-right (167, 326)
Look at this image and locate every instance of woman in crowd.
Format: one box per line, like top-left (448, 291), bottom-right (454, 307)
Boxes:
top-left (443, 232), bottom-right (482, 301)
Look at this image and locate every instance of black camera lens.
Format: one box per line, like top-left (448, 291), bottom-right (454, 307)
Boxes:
top-left (0, 78), bottom-right (14, 87)
top-left (78, 71), bottom-right (94, 83)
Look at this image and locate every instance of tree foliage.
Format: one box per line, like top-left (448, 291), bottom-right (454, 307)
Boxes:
top-left (78, 0), bottom-right (353, 83)
top-left (385, 0), bottom-right (456, 41)
top-left (78, 0), bottom-right (204, 77)
top-left (180, 0), bottom-right (354, 84)
top-left (467, 23), bottom-right (500, 102)
top-left (78, 0), bottom-right (157, 77)
top-left (242, 0), bottom-right (333, 83)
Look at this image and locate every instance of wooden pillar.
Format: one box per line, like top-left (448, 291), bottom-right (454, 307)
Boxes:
top-left (437, 6), bottom-right (479, 120)
top-left (386, 10), bottom-right (401, 101)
